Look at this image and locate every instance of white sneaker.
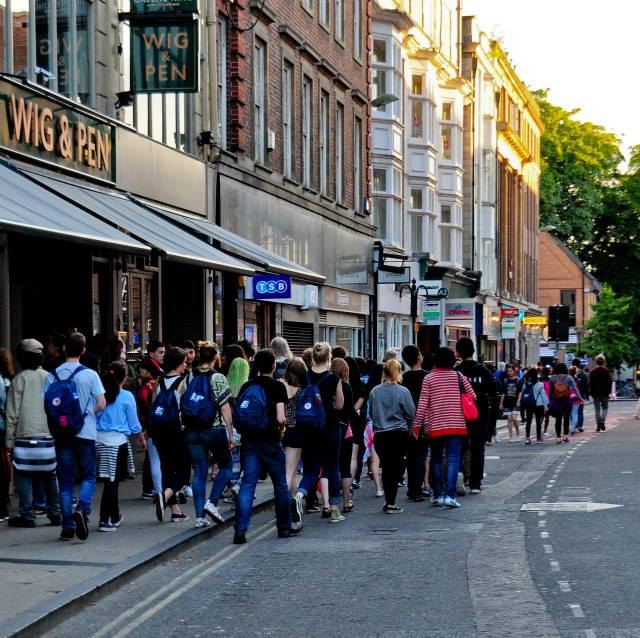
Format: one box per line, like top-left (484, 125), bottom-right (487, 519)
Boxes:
top-left (183, 485), bottom-right (193, 498)
top-left (203, 500), bottom-right (225, 524)
top-left (443, 496), bottom-right (461, 508)
top-left (375, 490), bottom-right (384, 498)
top-left (195, 517), bottom-right (212, 529)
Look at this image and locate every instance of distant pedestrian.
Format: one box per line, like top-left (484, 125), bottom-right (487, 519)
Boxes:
top-left (589, 355), bottom-right (612, 432)
top-left (43, 332), bottom-right (106, 541)
top-left (5, 339), bottom-right (60, 528)
top-left (516, 368), bottom-right (548, 444)
top-left (96, 362), bottom-right (145, 532)
top-left (549, 362), bottom-right (583, 443)
top-left (571, 358), bottom-right (590, 432)
top-left (414, 347), bottom-right (475, 508)
top-left (233, 348), bottom-right (299, 543)
top-left (281, 357), bottom-right (307, 494)
top-left (0, 347), bottom-right (14, 522)
top-left (369, 359), bottom-right (415, 513)
top-left (271, 336), bottom-right (293, 380)
top-left (499, 364), bottom-right (522, 442)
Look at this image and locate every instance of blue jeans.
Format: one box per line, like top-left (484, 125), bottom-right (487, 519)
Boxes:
top-left (235, 439), bottom-right (290, 534)
top-left (430, 435), bottom-right (464, 499)
top-left (297, 429), bottom-right (342, 506)
top-left (56, 438), bottom-right (97, 529)
top-left (185, 428), bottom-right (232, 518)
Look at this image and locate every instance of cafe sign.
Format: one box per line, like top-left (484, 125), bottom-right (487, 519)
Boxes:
top-left (0, 79), bottom-right (115, 181)
top-left (131, 22), bottom-right (199, 93)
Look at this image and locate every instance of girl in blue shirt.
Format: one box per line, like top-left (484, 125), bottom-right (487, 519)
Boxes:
top-left (96, 362), bottom-right (145, 531)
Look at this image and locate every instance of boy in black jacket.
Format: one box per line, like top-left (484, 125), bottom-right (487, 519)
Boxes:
top-left (455, 338), bottom-right (497, 494)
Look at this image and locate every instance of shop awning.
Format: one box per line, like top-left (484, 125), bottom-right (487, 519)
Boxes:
top-left (141, 200), bottom-right (326, 285)
top-left (24, 171), bottom-right (254, 275)
top-left (0, 163), bottom-right (149, 253)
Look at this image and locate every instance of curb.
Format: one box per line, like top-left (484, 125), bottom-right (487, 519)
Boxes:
top-left (0, 495), bottom-right (276, 638)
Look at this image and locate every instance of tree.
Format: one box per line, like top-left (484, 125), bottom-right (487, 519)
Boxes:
top-left (582, 285), bottom-right (640, 369)
top-left (534, 90), bottom-right (623, 252)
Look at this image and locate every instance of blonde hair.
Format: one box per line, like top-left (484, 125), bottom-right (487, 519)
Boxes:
top-left (312, 342), bottom-right (331, 365)
top-left (270, 336), bottom-right (293, 360)
top-left (383, 359), bottom-right (402, 383)
top-left (330, 357), bottom-right (349, 382)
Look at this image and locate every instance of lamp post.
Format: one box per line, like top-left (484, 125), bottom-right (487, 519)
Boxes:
top-left (398, 278), bottom-right (430, 345)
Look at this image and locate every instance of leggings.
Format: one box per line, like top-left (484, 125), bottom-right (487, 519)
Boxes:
top-left (373, 429), bottom-right (407, 506)
top-left (339, 435), bottom-right (353, 479)
top-left (153, 433), bottom-right (190, 495)
top-left (554, 408), bottom-right (571, 437)
top-left (525, 406), bottom-right (546, 439)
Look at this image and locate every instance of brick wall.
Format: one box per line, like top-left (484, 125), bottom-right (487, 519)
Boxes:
top-left (218, 0), bottom-right (371, 214)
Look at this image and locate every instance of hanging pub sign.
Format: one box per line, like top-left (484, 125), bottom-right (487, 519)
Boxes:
top-left (130, 0), bottom-right (198, 14)
top-left (130, 21), bottom-right (199, 93)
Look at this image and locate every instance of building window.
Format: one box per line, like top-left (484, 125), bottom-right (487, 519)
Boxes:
top-left (253, 38), bottom-right (266, 163)
top-left (410, 186), bottom-right (435, 254)
top-left (441, 101), bottom-right (456, 161)
top-left (335, 102), bottom-right (344, 203)
top-left (319, 90), bottom-right (330, 195)
top-left (371, 36), bottom-right (402, 119)
top-left (319, 0), bottom-right (329, 27)
top-left (2, 0), bottom-right (95, 105)
top-left (372, 166), bottom-right (402, 245)
top-left (302, 75), bottom-right (312, 188)
top-left (301, 0), bottom-right (313, 12)
top-left (560, 289), bottom-right (577, 327)
top-left (335, 0), bottom-right (344, 42)
top-left (217, 17), bottom-right (228, 149)
top-left (439, 203), bottom-right (462, 265)
top-left (441, 125), bottom-right (453, 160)
top-left (353, 115), bottom-right (362, 212)
top-left (353, 0), bottom-right (362, 60)
top-left (282, 61), bottom-right (294, 179)
top-left (409, 72), bottom-right (427, 140)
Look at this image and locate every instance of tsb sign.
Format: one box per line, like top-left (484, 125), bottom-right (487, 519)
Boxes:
top-left (252, 275), bottom-right (292, 300)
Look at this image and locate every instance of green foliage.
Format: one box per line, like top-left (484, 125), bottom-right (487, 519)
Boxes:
top-left (534, 89), bottom-right (623, 250)
top-left (582, 285), bottom-right (640, 368)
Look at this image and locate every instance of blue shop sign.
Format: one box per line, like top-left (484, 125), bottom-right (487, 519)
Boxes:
top-left (252, 274), bottom-right (292, 300)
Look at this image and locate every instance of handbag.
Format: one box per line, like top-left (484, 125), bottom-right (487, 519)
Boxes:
top-left (457, 373), bottom-right (479, 422)
top-left (12, 437), bottom-right (57, 472)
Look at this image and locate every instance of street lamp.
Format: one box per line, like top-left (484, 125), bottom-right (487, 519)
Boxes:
top-left (371, 93), bottom-right (399, 108)
top-left (398, 278), bottom-right (429, 345)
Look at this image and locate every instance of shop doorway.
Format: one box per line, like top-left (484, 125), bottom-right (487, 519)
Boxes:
top-left (128, 272), bottom-right (156, 351)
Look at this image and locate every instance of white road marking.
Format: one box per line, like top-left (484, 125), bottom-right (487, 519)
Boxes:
top-left (569, 604), bottom-right (585, 618)
top-left (543, 544), bottom-right (553, 554)
top-left (538, 520), bottom-right (546, 528)
top-left (550, 560), bottom-right (560, 572)
top-left (584, 629), bottom-right (597, 638)
top-left (558, 580), bottom-right (572, 592)
top-left (521, 502), bottom-right (623, 512)
top-left (621, 471), bottom-right (633, 474)
top-left (89, 520), bottom-right (275, 638)
top-left (540, 531), bottom-right (549, 538)
top-left (485, 455), bottom-right (501, 460)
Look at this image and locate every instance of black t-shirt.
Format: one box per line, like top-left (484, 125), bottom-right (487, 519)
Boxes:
top-left (401, 369), bottom-right (428, 408)
top-left (237, 375), bottom-right (288, 442)
top-left (502, 377), bottom-right (522, 409)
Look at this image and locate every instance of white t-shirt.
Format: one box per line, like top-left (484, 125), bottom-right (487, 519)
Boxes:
top-left (43, 362), bottom-right (105, 441)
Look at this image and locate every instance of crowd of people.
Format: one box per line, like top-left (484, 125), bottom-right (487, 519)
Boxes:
top-left (0, 331), bottom-right (616, 543)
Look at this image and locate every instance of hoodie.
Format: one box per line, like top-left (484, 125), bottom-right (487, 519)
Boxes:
top-left (455, 359), bottom-right (498, 419)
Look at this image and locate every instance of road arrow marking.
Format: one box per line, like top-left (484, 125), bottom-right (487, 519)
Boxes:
top-left (521, 502), bottom-right (623, 512)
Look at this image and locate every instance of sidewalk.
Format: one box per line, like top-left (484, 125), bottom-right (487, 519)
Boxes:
top-left (0, 451), bottom-right (274, 638)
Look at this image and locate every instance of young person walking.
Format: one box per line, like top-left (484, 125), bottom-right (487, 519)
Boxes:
top-left (96, 362), bottom-right (145, 531)
top-left (414, 347), bottom-right (476, 508)
top-left (500, 364), bottom-right (522, 442)
top-left (516, 368), bottom-right (548, 444)
top-left (368, 359), bottom-right (415, 513)
top-left (44, 332), bottom-right (106, 541)
top-left (549, 362), bottom-right (583, 443)
top-left (589, 355), bottom-right (612, 432)
top-left (182, 342), bottom-right (235, 529)
top-left (5, 340), bottom-right (60, 528)
top-left (233, 349), bottom-right (299, 543)
top-left (280, 357), bottom-right (307, 495)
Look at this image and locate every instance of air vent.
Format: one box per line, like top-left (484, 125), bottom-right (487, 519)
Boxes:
top-left (319, 310), bottom-right (328, 325)
top-left (357, 316), bottom-right (366, 329)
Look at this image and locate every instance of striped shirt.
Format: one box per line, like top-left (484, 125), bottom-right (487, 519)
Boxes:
top-left (414, 369), bottom-right (476, 438)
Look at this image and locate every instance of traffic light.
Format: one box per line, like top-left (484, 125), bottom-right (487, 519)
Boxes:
top-left (548, 305), bottom-right (569, 342)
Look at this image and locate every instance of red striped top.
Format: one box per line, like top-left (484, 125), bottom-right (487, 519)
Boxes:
top-left (414, 369), bottom-right (476, 438)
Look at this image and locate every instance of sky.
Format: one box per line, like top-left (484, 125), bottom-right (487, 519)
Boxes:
top-left (464, 0), bottom-right (640, 156)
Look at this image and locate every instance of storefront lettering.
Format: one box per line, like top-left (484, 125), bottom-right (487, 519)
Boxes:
top-left (141, 30), bottom-right (189, 84)
top-left (9, 94), bottom-right (111, 174)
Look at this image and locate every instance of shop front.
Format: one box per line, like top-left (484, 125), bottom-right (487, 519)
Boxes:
top-left (0, 75), bottom-right (254, 352)
top-left (320, 287), bottom-right (369, 357)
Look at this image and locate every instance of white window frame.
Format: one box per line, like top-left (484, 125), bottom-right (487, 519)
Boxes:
top-left (301, 0), bottom-right (313, 13)
top-left (439, 202), bottom-right (463, 265)
top-left (282, 61), bottom-right (294, 179)
top-left (302, 75), bottom-right (313, 188)
top-left (335, 102), bottom-right (344, 203)
top-left (371, 36), bottom-right (402, 120)
top-left (353, 0), bottom-right (362, 61)
top-left (335, 0), bottom-right (344, 43)
top-left (353, 115), bottom-right (362, 211)
top-left (253, 38), bottom-right (266, 164)
top-left (319, 0), bottom-right (330, 28)
top-left (319, 90), bottom-right (330, 195)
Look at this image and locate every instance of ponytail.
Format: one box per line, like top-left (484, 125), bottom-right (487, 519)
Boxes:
top-left (102, 361), bottom-right (126, 404)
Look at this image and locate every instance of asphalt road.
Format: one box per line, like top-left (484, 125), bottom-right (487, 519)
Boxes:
top-left (41, 402), bottom-right (639, 638)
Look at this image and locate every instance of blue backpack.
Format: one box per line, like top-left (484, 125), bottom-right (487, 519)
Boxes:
top-left (44, 366), bottom-right (90, 440)
top-left (147, 377), bottom-right (183, 439)
top-left (295, 371), bottom-right (327, 431)
top-left (233, 383), bottom-right (269, 434)
top-left (521, 382), bottom-right (538, 408)
top-left (180, 370), bottom-right (217, 431)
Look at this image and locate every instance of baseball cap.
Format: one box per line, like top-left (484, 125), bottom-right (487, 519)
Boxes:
top-left (20, 338), bottom-right (44, 354)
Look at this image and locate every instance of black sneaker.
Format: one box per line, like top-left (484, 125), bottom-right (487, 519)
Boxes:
top-left (278, 526), bottom-right (303, 538)
top-left (8, 516), bottom-right (36, 528)
top-left (233, 531), bottom-right (247, 545)
top-left (74, 511), bottom-right (89, 541)
top-left (60, 527), bottom-right (75, 541)
top-left (49, 515), bottom-right (62, 526)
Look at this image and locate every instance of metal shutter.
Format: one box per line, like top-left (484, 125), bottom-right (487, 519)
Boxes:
top-left (282, 321), bottom-right (314, 356)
